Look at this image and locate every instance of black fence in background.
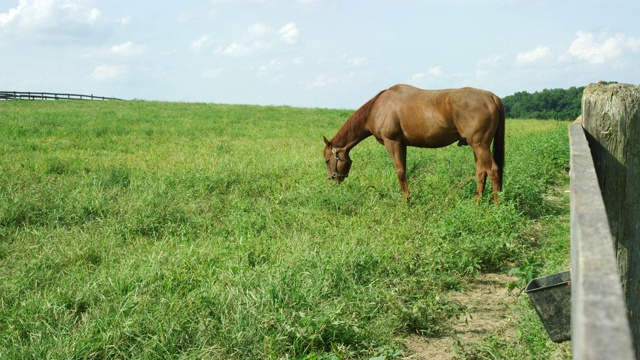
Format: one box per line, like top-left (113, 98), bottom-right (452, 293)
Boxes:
top-left (0, 91), bottom-right (122, 101)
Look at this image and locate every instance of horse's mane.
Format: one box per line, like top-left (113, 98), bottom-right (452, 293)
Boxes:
top-left (335, 90), bottom-right (386, 141)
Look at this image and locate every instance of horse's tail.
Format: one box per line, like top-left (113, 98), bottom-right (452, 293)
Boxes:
top-left (492, 96), bottom-right (505, 189)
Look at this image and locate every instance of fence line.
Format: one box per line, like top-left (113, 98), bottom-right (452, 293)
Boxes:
top-left (569, 123), bottom-right (635, 359)
top-left (0, 91), bottom-right (122, 101)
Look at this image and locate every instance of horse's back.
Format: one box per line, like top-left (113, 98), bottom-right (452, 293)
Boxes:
top-left (386, 84), bottom-right (499, 110)
top-left (369, 85), bottom-right (502, 147)
top-left (377, 84), bottom-right (500, 120)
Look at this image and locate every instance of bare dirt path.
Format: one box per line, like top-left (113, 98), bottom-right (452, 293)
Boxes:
top-left (403, 181), bottom-right (573, 359)
top-left (403, 273), bottom-right (520, 359)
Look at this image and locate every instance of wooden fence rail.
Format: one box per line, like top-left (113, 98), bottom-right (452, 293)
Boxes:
top-left (569, 123), bottom-right (634, 359)
top-left (0, 91), bottom-right (122, 101)
top-left (578, 82), bottom-right (640, 358)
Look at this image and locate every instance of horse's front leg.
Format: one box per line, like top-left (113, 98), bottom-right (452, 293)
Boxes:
top-left (383, 139), bottom-right (409, 200)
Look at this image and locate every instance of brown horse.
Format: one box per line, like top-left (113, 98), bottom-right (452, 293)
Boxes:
top-left (323, 84), bottom-right (505, 203)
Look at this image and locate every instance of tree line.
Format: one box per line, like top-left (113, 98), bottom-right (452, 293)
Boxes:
top-left (502, 86), bottom-right (585, 120)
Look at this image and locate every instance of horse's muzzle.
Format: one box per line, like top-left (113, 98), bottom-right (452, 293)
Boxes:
top-left (328, 172), bottom-right (347, 183)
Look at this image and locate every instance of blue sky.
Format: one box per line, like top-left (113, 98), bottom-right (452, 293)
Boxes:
top-left (1, 0), bottom-right (639, 109)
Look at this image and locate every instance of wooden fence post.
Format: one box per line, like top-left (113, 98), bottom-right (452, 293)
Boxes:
top-left (0, 91), bottom-right (122, 101)
top-left (582, 82), bottom-right (640, 355)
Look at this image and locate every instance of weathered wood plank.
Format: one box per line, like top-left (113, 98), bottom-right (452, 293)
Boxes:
top-left (582, 82), bottom-right (640, 355)
top-left (569, 123), bottom-right (634, 359)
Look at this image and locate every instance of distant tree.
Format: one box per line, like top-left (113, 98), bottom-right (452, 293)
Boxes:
top-left (502, 86), bottom-right (588, 120)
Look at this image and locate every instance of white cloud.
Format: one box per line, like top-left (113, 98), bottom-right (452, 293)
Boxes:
top-left (218, 40), bottom-right (269, 56)
top-left (517, 45), bottom-right (551, 65)
top-left (211, 0), bottom-right (268, 3)
top-left (258, 59), bottom-right (282, 77)
top-left (308, 74), bottom-right (341, 88)
top-left (202, 68), bottom-right (224, 79)
top-left (210, 0), bottom-right (320, 4)
top-left (119, 16), bottom-right (131, 26)
top-left (191, 35), bottom-right (210, 53)
top-left (0, 0), bottom-right (102, 34)
top-left (411, 73), bottom-right (426, 81)
top-left (87, 8), bottom-right (100, 22)
top-left (110, 41), bottom-right (145, 57)
top-left (0, 0), bottom-right (27, 26)
top-left (568, 31), bottom-right (640, 64)
top-left (346, 56), bottom-right (367, 67)
top-left (428, 66), bottom-right (443, 76)
top-left (479, 54), bottom-right (503, 66)
top-left (218, 23), bottom-right (273, 55)
top-left (411, 67), bottom-right (442, 81)
top-left (215, 22), bottom-right (298, 57)
top-left (293, 56), bottom-right (304, 65)
top-left (476, 54), bottom-right (503, 78)
top-left (82, 41), bottom-right (145, 59)
top-left (90, 64), bottom-right (127, 81)
top-left (279, 22), bottom-right (299, 44)
top-left (248, 23), bottom-right (270, 38)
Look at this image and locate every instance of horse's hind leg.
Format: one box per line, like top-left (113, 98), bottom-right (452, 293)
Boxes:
top-left (472, 145), bottom-right (500, 203)
top-left (473, 152), bottom-right (487, 201)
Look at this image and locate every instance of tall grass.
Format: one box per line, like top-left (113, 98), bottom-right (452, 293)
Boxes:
top-left (0, 101), bottom-right (570, 359)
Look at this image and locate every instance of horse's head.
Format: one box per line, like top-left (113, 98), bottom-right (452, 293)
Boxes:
top-left (323, 136), bottom-right (351, 183)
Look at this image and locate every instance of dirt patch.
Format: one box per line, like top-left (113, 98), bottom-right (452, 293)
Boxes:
top-left (403, 273), bottom-right (519, 359)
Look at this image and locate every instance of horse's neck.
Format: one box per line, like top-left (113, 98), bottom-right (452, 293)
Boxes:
top-left (332, 116), bottom-right (371, 150)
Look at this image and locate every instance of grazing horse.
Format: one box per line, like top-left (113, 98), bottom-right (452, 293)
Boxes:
top-left (323, 84), bottom-right (505, 203)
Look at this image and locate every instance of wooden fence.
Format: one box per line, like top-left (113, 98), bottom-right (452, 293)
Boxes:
top-left (569, 124), bottom-right (634, 359)
top-left (0, 91), bottom-right (122, 101)
top-left (570, 82), bottom-right (638, 359)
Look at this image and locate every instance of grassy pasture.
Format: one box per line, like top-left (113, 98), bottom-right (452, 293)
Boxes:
top-left (0, 100), bottom-right (570, 359)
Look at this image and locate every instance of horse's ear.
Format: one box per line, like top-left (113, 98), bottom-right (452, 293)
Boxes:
top-left (323, 136), bottom-right (331, 146)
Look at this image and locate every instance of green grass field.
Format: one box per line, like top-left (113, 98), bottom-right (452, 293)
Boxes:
top-left (0, 100), bottom-right (570, 359)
